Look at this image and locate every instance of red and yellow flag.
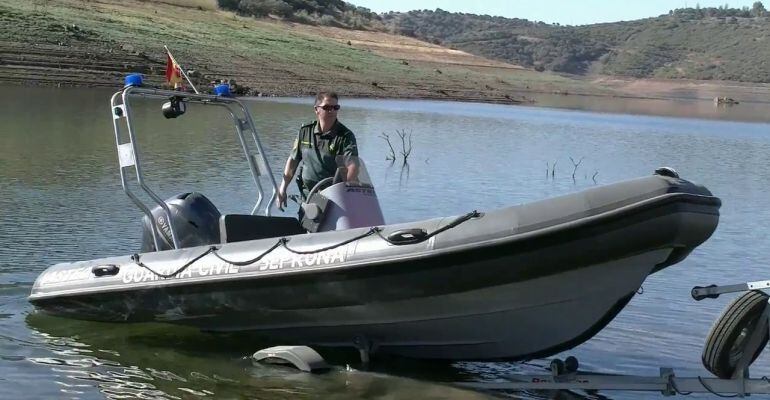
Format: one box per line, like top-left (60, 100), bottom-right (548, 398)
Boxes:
top-left (165, 54), bottom-right (183, 89)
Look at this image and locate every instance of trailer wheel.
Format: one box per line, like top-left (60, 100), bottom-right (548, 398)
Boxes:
top-left (549, 359), bottom-right (565, 376)
top-left (702, 290), bottom-right (769, 379)
top-left (564, 356), bottom-right (579, 373)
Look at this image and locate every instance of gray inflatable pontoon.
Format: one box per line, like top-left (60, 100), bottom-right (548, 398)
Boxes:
top-left (29, 87), bottom-right (720, 361)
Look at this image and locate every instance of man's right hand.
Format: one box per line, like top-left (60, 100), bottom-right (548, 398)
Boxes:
top-left (278, 157), bottom-right (299, 212)
top-left (276, 186), bottom-right (288, 211)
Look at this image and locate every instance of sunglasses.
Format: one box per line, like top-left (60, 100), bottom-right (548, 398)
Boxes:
top-left (316, 104), bottom-right (341, 111)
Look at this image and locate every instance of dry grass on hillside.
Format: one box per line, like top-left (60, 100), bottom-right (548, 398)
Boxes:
top-left (140, 0), bottom-right (217, 10)
top-left (278, 22), bottom-right (525, 69)
top-left (128, 0), bottom-right (519, 69)
top-left (0, 0), bottom-right (603, 101)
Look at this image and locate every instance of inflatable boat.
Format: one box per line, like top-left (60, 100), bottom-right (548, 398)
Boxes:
top-left (29, 86), bottom-right (721, 361)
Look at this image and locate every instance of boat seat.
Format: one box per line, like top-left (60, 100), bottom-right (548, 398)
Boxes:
top-left (219, 214), bottom-right (305, 244)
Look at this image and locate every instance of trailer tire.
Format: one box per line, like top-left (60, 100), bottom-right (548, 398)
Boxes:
top-left (702, 290), bottom-right (769, 379)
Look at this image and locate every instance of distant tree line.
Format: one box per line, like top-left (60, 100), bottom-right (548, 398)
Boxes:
top-left (671, 2), bottom-right (767, 19)
top-left (216, 0), bottom-right (383, 29)
top-left (213, 1), bottom-right (770, 82)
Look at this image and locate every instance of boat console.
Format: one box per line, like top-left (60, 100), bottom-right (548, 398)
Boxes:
top-left (298, 156), bottom-right (385, 233)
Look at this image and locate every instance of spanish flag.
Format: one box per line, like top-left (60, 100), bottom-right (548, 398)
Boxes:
top-left (165, 54), bottom-right (183, 89)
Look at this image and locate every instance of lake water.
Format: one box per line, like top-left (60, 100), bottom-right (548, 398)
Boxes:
top-left (1, 85), bottom-right (770, 399)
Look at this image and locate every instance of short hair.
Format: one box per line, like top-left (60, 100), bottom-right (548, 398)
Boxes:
top-left (314, 91), bottom-right (339, 106)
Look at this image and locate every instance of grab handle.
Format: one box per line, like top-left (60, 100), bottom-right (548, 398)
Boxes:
top-left (387, 229), bottom-right (428, 245)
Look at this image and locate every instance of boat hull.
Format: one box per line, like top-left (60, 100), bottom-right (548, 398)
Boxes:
top-left (29, 175), bottom-right (720, 360)
top-left (192, 251), bottom-right (663, 360)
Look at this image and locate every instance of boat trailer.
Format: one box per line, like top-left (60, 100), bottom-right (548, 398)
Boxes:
top-left (456, 359), bottom-right (770, 397)
top-left (254, 280), bottom-right (770, 397)
top-left (456, 280), bottom-right (770, 397)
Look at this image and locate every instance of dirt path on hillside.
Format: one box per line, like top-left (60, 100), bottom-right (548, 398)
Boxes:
top-left (289, 23), bottom-right (525, 69)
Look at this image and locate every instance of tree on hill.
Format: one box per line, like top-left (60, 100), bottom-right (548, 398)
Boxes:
top-left (237, 0), bottom-right (292, 17)
top-left (216, 0), bottom-right (380, 28)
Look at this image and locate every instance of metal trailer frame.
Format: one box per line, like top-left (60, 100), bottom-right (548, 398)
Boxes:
top-left (110, 87), bottom-right (278, 251)
top-left (454, 281), bottom-right (770, 397)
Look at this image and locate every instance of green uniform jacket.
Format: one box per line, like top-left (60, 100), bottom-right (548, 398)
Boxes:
top-left (290, 120), bottom-right (358, 193)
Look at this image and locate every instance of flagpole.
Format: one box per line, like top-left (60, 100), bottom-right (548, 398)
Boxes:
top-left (164, 45), bottom-right (200, 94)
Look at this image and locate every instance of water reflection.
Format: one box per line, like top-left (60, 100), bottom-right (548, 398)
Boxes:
top-left (25, 313), bottom-right (494, 399)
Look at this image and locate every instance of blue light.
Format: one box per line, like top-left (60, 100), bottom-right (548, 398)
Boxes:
top-left (124, 74), bottom-right (143, 87)
top-left (214, 84), bottom-right (232, 97)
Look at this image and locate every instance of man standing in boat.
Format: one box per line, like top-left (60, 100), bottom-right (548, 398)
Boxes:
top-left (276, 92), bottom-right (359, 211)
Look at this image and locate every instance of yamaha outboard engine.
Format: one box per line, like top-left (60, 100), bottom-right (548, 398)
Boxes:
top-left (140, 192), bottom-right (221, 252)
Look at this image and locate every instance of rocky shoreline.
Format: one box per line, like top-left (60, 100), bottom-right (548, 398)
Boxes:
top-left (0, 39), bottom-right (539, 105)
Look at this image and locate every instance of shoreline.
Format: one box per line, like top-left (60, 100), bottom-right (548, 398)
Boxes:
top-left (7, 80), bottom-right (770, 125)
top-left (5, 73), bottom-right (769, 105)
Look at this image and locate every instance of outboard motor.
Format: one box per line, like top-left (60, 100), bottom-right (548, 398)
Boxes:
top-left (140, 192), bottom-right (221, 252)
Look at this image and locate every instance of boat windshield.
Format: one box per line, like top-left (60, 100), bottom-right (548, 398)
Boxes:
top-left (333, 155), bottom-right (374, 187)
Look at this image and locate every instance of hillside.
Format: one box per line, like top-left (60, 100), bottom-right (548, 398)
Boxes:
top-left (2, 0), bottom-right (770, 104)
top-left (382, 7), bottom-right (770, 83)
top-left (0, 0), bottom-right (608, 103)
top-left (213, 1), bottom-right (770, 83)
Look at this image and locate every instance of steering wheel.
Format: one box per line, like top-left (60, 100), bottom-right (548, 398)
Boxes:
top-left (305, 177), bottom-right (334, 201)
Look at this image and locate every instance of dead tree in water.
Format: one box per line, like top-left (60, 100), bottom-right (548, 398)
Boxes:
top-left (395, 129), bottom-right (413, 166)
top-left (547, 157), bottom-right (598, 184)
top-left (381, 129), bottom-right (413, 165)
top-left (569, 156), bottom-right (584, 182)
top-left (547, 161), bottom-right (557, 180)
top-left (379, 133), bottom-right (396, 161)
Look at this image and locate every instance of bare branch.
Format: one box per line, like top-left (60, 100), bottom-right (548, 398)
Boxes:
top-left (395, 128), bottom-right (413, 165)
top-left (569, 156), bottom-right (584, 182)
top-left (379, 132), bottom-right (396, 162)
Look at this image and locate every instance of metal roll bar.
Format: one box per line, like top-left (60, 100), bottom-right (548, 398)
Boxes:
top-left (110, 87), bottom-right (278, 250)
